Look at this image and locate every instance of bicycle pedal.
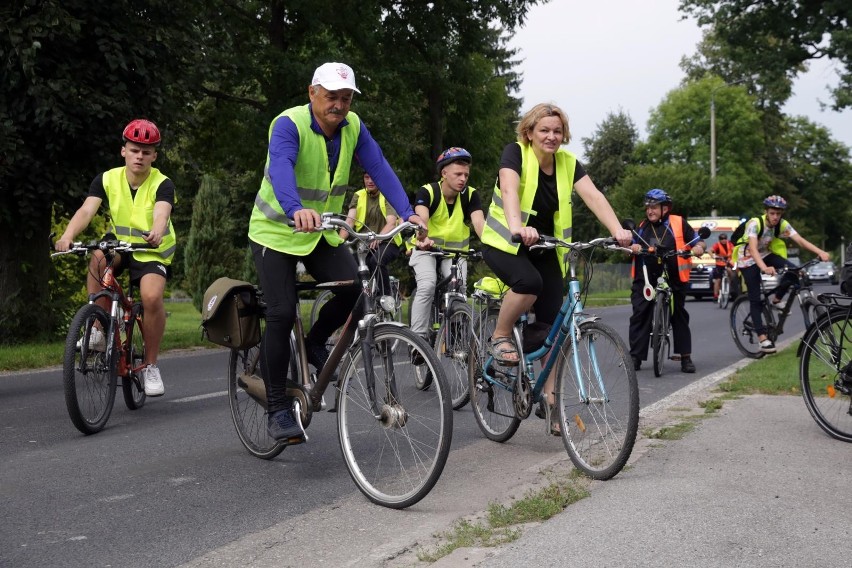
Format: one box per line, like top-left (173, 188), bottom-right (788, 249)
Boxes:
top-left (282, 434), bottom-right (308, 446)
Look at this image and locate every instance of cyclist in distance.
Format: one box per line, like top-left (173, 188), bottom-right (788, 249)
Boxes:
top-left (409, 147), bottom-right (485, 351)
top-left (628, 189), bottom-right (705, 373)
top-left (248, 62), bottom-right (425, 442)
top-left (338, 171), bottom-right (402, 296)
top-left (480, 103), bottom-right (632, 416)
top-left (711, 233), bottom-right (734, 301)
top-left (55, 119), bottom-right (176, 397)
top-left (735, 195), bottom-right (830, 353)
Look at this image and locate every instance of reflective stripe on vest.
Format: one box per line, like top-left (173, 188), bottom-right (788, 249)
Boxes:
top-left (248, 104), bottom-right (359, 255)
top-left (354, 189), bottom-right (403, 246)
top-left (423, 182), bottom-right (475, 249)
top-left (103, 166), bottom-right (176, 265)
top-left (481, 142), bottom-right (574, 276)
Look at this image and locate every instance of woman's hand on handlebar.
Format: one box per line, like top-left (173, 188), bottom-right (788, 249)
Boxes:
top-left (55, 235), bottom-right (73, 252)
top-left (612, 228), bottom-right (632, 248)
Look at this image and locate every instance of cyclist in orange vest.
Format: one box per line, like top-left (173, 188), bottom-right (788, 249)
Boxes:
top-left (710, 233), bottom-right (735, 300)
top-left (628, 189), bottom-right (705, 373)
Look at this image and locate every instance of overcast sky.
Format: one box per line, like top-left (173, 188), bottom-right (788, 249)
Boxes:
top-left (508, 0), bottom-right (852, 160)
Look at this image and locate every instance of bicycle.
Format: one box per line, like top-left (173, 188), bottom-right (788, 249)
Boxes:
top-left (730, 259), bottom-right (820, 359)
top-left (407, 247), bottom-right (481, 409)
top-left (797, 293), bottom-right (852, 442)
top-left (470, 235), bottom-right (639, 481)
top-left (716, 264), bottom-right (738, 310)
top-left (51, 238), bottom-right (153, 434)
top-left (227, 214), bottom-right (452, 509)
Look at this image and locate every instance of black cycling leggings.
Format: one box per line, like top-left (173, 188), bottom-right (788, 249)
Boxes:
top-left (251, 239), bottom-right (359, 413)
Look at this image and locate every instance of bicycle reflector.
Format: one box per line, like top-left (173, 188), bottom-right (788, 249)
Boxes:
top-left (642, 264), bottom-right (655, 301)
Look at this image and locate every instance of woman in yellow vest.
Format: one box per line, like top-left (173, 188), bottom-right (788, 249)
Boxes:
top-left (247, 62), bottom-right (425, 443)
top-left (480, 104), bottom-right (631, 429)
top-left (339, 172), bottom-right (402, 296)
top-left (55, 119), bottom-right (175, 398)
top-left (409, 147), bottom-right (485, 345)
top-left (736, 195), bottom-right (829, 354)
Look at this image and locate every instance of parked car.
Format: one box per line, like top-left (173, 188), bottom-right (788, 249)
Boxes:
top-left (806, 261), bottom-right (839, 285)
top-left (760, 254), bottom-right (800, 290)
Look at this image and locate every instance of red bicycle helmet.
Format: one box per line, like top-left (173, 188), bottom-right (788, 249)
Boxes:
top-left (122, 119), bottom-right (161, 146)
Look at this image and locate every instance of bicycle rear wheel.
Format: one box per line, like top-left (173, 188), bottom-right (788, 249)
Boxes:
top-left (63, 303), bottom-right (117, 434)
top-left (337, 324), bottom-right (452, 509)
top-left (729, 295), bottom-right (770, 359)
top-left (470, 308), bottom-right (522, 442)
top-left (799, 310), bottom-right (852, 442)
top-left (122, 303), bottom-right (147, 410)
top-left (651, 298), bottom-right (668, 377)
top-left (555, 321), bottom-right (639, 480)
top-left (435, 301), bottom-right (474, 409)
top-left (227, 330), bottom-right (294, 460)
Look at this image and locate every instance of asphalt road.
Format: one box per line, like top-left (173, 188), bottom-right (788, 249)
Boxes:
top-left (0, 291), bottom-right (816, 568)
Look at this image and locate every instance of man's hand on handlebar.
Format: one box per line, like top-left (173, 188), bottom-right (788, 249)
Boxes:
top-left (293, 208), bottom-right (322, 232)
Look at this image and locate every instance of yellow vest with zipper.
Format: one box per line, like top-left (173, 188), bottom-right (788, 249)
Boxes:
top-left (481, 142), bottom-right (574, 276)
top-left (421, 182), bottom-right (476, 250)
top-left (103, 166), bottom-right (176, 265)
top-left (248, 105), bottom-right (359, 255)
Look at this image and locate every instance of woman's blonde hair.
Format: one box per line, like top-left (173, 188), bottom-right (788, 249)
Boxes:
top-left (516, 103), bottom-right (571, 145)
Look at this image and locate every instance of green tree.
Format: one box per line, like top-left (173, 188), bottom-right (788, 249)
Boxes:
top-left (183, 175), bottom-right (245, 313)
top-left (575, 110), bottom-right (638, 241)
top-left (679, 0), bottom-right (852, 110)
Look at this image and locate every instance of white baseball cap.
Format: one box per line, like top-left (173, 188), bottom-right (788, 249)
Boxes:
top-left (311, 62), bottom-right (360, 93)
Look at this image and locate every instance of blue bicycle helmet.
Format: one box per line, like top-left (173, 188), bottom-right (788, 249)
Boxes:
top-left (436, 147), bottom-right (472, 171)
top-left (644, 188), bottom-right (672, 206)
top-left (762, 195), bottom-right (787, 209)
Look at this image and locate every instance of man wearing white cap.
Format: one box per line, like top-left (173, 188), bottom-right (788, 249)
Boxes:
top-left (248, 62), bottom-right (425, 443)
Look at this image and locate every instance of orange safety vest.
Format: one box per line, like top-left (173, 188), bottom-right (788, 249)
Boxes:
top-left (712, 241), bottom-right (733, 267)
top-left (631, 214), bottom-right (693, 283)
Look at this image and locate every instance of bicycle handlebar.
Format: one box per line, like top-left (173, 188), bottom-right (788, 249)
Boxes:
top-left (424, 246), bottom-right (483, 260)
top-left (511, 233), bottom-right (630, 254)
top-left (51, 238), bottom-right (156, 258)
top-left (291, 213), bottom-right (423, 243)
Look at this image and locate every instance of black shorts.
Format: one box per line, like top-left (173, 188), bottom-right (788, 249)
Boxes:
top-left (102, 233), bottom-right (170, 285)
top-left (711, 265), bottom-right (727, 279)
top-left (481, 244), bottom-right (563, 325)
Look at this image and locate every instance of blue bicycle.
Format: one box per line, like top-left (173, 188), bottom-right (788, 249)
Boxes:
top-left (471, 236), bottom-right (639, 480)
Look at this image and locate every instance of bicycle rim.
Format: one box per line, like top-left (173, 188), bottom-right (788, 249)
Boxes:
top-left (729, 296), bottom-right (766, 359)
top-left (799, 312), bottom-right (852, 442)
top-left (227, 333), bottom-right (287, 460)
top-left (435, 303), bottom-right (474, 409)
top-left (555, 321), bottom-right (639, 480)
top-left (337, 325), bottom-right (452, 508)
top-left (63, 304), bottom-right (117, 434)
top-left (470, 308), bottom-right (521, 442)
top-left (122, 304), bottom-right (146, 410)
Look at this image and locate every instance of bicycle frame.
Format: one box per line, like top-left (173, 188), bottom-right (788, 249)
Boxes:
top-left (760, 263), bottom-right (818, 339)
top-left (89, 260), bottom-right (142, 380)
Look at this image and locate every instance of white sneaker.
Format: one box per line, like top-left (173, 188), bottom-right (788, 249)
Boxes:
top-left (143, 365), bottom-right (165, 397)
top-left (77, 327), bottom-right (106, 352)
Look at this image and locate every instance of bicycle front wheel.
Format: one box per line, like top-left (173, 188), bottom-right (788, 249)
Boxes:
top-left (652, 298), bottom-right (668, 377)
top-left (719, 275), bottom-right (730, 309)
top-left (799, 309), bottom-right (852, 442)
top-left (555, 321), bottom-right (639, 480)
top-left (435, 301), bottom-right (474, 409)
top-left (470, 308), bottom-right (522, 442)
top-left (122, 303), bottom-right (146, 410)
top-left (730, 295), bottom-right (770, 359)
top-left (337, 324), bottom-right (452, 509)
top-left (63, 303), bottom-right (117, 434)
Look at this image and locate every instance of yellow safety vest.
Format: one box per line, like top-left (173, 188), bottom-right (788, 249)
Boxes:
top-left (732, 215), bottom-right (788, 264)
top-left (421, 182), bottom-right (476, 250)
top-left (103, 166), bottom-right (176, 265)
top-left (248, 104), bottom-right (359, 255)
top-left (353, 189), bottom-right (403, 246)
top-left (481, 142), bottom-right (574, 276)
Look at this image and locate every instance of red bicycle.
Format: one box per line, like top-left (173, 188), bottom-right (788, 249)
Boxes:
top-left (52, 238), bottom-right (152, 434)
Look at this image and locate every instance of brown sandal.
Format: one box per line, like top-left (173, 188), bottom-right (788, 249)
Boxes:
top-left (489, 336), bottom-right (519, 366)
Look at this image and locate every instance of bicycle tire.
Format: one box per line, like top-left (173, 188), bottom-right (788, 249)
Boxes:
top-left (412, 296), bottom-right (440, 391)
top-left (470, 308), bottom-right (522, 442)
top-left (336, 324), bottom-right (452, 509)
top-left (719, 274), bottom-right (730, 309)
top-left (729, 295), bottom-right (771, 359)
top-left (227, 329), bottom-right (293, 460)
top-left (800, 295), bottom-right (819, 329)
top-left (799, 309), bottom-right (852, 443)
top-left (435, 301), bottom-right (474, 409)
top-left (309, 289), bottom-right (342, 349)
top-left (554, 320), bottom-right (639, 480)
top-left (652, 297), bottom-right (667, 377)
top-left (63, 303), bottom-right (117, 435)
top-left (122, 303), bottom-right (147, 410)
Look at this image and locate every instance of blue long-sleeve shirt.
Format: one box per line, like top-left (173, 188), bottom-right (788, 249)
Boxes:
top-left (267, 104), bottom-right (415, 221)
